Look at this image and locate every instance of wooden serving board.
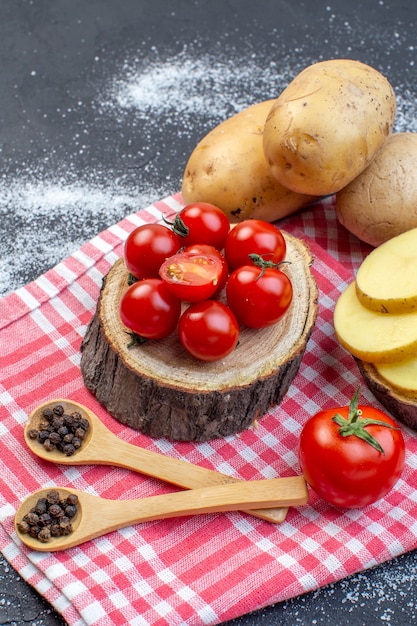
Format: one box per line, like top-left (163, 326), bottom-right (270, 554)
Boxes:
top-left (80, 232), bottom-right (318, 441)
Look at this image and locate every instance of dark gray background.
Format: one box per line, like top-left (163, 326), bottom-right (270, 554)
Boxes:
top-left (1, 1), bottom-right (417, 624)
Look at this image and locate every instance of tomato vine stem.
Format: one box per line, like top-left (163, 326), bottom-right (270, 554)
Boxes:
top-left (248, 253), bottom-right (290, 278)
top-left (332, 387), bottom-right (399, 454)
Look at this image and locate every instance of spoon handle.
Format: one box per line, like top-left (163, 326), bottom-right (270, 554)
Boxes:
top-left (87, 428), bottom-right (289, 523)
top-left (62, 476), bottom-right (308, 550)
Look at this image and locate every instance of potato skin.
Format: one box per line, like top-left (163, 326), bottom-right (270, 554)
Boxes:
top-left (181, 100), bottom-right (315, 223)
top-left (336, 133), bottom-right (417, 246)
top-left (263, 59), bottom-right (396, 196)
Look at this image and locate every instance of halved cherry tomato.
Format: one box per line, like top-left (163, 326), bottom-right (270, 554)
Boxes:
top-left (159, 251), bottom-right (224, 302)
top-left (119, 278), bottom-right (181, 340)
top-left (124, 223), bottom-right (181, 280)
top-left (170, 202), bottom-right (230, 250)
top-left (178, 300), bottom-right (239, 362)
top-left (184, 244), bottom-right (229, 295)
top-left (299, 389), bottom-right (405, 508)
top-left (225, 220), bottom-right (286, 271)
top-left (226, 264), bottom-right (293, 328)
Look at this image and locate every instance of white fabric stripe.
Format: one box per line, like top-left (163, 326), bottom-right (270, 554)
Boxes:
top-left (160, 195), bottom-right (183, 213)
top-left (15, 286), bottom-right (40, 310)
top-left (71, 248), bottom-right (97, 269)
top-left (35, 275), bottom-right (60, 298)
top-left (50, 296), bottom-right (76, 322)
top-left (53, 262), bottom-right (78, 284)
top-left (108, 223), bottom-right (130, 241)
top-left (89, 235), bottom-right (114, 253)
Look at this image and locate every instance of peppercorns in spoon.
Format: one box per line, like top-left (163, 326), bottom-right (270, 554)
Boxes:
top-left (24, 399), bottom-right (289, 524)
top-left (15, 478), bottom-right (308, 552)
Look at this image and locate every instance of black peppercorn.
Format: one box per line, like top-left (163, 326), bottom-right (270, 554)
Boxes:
top-left (48, 431), bottom-right (62, 445)
top-left (66, 493), bottom-right (79, 506)
top-left (62, 443), bottom-right (76, 456)
top-left (26, 512), bottom-right (39, 525)
top-left (46, 490), bottom-right (60, 505)
top-left (38, 513), bottom-right (52, 527)
top-left (32, 403), bottom-right (90, 456)
top-left (38, 430), bottom-right (50, 443)
top-left (33, 498), bottom-right (48, 515)
top-left (42, 407), bottom-right (54, 421)
top-left (37, 527), bottom-right (52, 543)
top-left (48, 504), bottom-right (63, 518)
top-left (65, 505), bottom-right (77, 518)
top-left (28, 525), bottom-right (40, 538)
top-left (17, 490), bottom-right (79, 544)
top-left (17, 520), bottom-right (30, 534)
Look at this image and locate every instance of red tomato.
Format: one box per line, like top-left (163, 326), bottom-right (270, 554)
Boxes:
top-left (226, 265), bottom-right (293, 328)
top-left (178, 300), bottom-right (239, 362)
top-left (159, 251), bottom-right (224, 302)
top-left (119, 278), bottom-right (181, 340)
top-left (124, 224), bottom-right (181, 280)
top-left (184, 244), bottom-right (229, 295)
top-left (298, 390), bottom-right (406, 508)
top-left (171, 202), bottom-right (230, 250)
top-left (224, 220), bottom-right (286, 271)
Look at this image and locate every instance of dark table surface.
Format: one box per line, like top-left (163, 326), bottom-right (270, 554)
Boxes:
top-left (1, 1), bottom-right (417, 624)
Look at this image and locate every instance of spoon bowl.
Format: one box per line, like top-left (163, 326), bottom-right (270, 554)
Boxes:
top-left (15, 477), bottom-right (308, 551)
top-left (25, 399), bottom-right (290, 524)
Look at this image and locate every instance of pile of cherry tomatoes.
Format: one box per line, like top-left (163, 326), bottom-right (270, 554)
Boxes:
top-left (120, 202), bottom-right (293, 362)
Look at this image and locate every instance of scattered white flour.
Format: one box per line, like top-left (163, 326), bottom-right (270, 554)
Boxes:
top-left (104, 49), bottom-right (295, 121)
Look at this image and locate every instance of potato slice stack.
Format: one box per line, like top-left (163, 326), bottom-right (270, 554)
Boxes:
top-left (334, 227), bottom-right (417, 395)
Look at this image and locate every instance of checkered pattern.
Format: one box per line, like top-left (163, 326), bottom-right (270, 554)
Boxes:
top-left (1, 193), bottom-right (417, 626)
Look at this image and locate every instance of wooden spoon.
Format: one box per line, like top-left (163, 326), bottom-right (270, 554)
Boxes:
top-left (15, 478), bottom-right (308, 552)
top-left (24, 399), bottom-right (291, 523)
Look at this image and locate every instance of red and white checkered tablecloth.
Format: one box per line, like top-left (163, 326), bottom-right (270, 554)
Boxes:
top-left (1, 192), bottom-right (417, 626)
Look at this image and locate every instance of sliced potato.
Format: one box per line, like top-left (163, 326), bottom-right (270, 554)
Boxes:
top-left (376, 357), bottom-right (417, 393)
top-left (356, 227), bottom-right (417, 313)
top-left (334, 282), bottom-right (417, 363)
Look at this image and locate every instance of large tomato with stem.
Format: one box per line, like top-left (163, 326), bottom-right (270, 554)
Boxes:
top-left (298, 389), bottom-right (406, 508)
top-left (226, 256), bottom-right (293, 328)
top-left (224, 219), bottom-right (286, 271)
top-left (169, 202), bottom-right (230, 250)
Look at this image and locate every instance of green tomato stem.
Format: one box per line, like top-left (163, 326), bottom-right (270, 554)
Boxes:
top-left (248, 253), bottom-right (290, 279)
top-left (331, 387), bottom-right (399, 454)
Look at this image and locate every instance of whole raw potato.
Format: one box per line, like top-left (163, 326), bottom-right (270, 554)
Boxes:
top-left (263, 59), bottom-right (396, 196)
top-left (181, 100), bottom-right (315, 223)
top-left (335, 132), bottom-right (417, 246)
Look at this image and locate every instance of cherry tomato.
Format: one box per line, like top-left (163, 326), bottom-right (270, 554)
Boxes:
top-left (119, 278), bottom-right (181, 340)
top-left (184, 244), bottom-right (229, 295)
top-left (178, 300), bottom-right (239, 362)
top-left (171, 202), bottom-right (230, 250)
top-left (124, 224), bottom-right (181, 280)
top-left (225, 220), bottom-right (286, 271)
top-left (226, 264), bottom-right (293, 328)
top-left (298, 389), bottom-right (406, 509)
top-left (159, 251), bottom-right (224, 302)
